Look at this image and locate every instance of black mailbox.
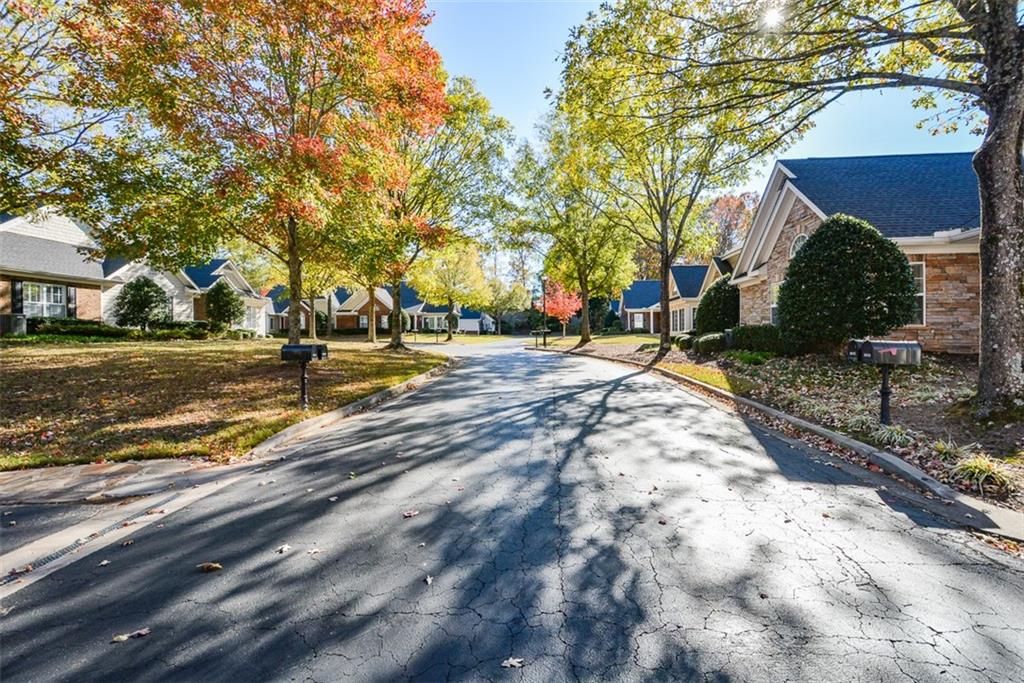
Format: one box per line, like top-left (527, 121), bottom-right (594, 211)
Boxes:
top-left (860, 340), bottom-right (921, 366)
top-left (846, 339), bottom-right (867, 363)
top-left (280, 344), bottom-right (328, 409)
top-left (280, 344), bottom-right (329, 363)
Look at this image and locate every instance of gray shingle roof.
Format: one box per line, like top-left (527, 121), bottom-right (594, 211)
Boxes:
top-left (780, 152), bottom-right (980, 238)
top-left (0, 233), bottom-right (106, 281)
top-left (670, 264), bottom-right (708, 299)
top-left (621, 280), bottom-right (660, 309)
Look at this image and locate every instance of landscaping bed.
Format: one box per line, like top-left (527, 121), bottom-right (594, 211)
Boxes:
top-left (0, 339), bottom-right (445, 470)
top-left (565, 340), bottom-right (1024, 510)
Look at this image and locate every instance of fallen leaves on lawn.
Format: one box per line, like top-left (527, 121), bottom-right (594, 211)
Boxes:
top-left (196, 562), bottom-right (223, 572)
top-left (110, 628), bottom-right (150, 643)
top-left (276, 544), bottom-right (291, 554)
top-left (403, 510), bottom-right (419, 519)
top-left (501, 657), bottom-right (525, 668)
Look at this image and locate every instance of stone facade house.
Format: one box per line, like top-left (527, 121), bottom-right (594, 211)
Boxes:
top-left (732, 153), bottom-right (981, 354)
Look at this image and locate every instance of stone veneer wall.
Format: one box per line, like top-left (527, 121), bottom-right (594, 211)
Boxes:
top-left (737, 196), bottom-right (980, 354)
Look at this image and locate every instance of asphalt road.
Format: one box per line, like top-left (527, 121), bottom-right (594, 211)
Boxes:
top-left (1, 342), bottom-right (1022, 682)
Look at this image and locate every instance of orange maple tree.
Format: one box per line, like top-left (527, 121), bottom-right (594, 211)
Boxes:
top-left (537, 281), bottom-right (582, 337)
top-left (73, 0), bottom-right (447, 342)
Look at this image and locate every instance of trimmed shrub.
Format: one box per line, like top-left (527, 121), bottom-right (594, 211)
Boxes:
top-left (694, 276), bottom-right (739, 335)
top-left (113, 276), bottom-right (171, 330)
top-left (184, 326), bottom-right (210, 340)
top-left (695, 332), bottom-right (726, 354)
top-left (224, 329), bottom-right (256, 340)
top-left (731, 324), bottom-right (785, 353)
top-left (778, 214), bottom-right (915, 352)
top-left (675, 334), bottom-right (694, 351)
top-left (36, 321), bottom-right (130, 338)
top-left (205, 281), bottom-right (246, 327)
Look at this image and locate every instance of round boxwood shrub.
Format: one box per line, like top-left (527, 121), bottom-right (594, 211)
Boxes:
top-left (114, 276), bottom-right (171, 330)
top-left (778, 214), bottom-right (915, 352)
top-left (694, 275), bottom-right (739, 335)
top-left (731, 324), bottom-right (784, 353)
top-left (675, 334), bottom-right (694, 351)
top-left (695, 332), bottom-right (726, 354)
top-left (205, 280), bottom-right (246, 327)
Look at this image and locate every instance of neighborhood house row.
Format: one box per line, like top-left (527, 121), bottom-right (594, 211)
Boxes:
top-left (617, 151), bottom-right (981, 355)
top-left (0, 212), bottom-right (494, 335)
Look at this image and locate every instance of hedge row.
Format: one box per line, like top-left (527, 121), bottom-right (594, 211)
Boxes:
top-left (673, 324), bottom-right (786, 356)
top-left (30, 319), bottom-right (257, 341)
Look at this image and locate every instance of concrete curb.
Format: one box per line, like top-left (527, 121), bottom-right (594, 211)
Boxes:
top-left (245, 358), bottom-right (455, 459)
top-left (534, 346), bottom-right (1023, 542)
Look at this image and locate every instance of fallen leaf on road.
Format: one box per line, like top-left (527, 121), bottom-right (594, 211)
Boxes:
top-left (618, 472), bottom-right (625, 477)
top-left (145, 509), bottom-right (165, 515)
top-left (196, 562), bottom-right (223, 572)
top-left (658, 519), bottom-right (667, 525)
top-left (821, 513), bottom-right (832, 519)
top-left (348, 472), bottom-right (357, 480)
top-left (328, 496), bottom-right (338, 502)
top-left (276, 544), bottom-right (292, 554)
top-left (418, 542), bottom-right (426, 547)
top-left (7, 521), bottom-right (15, 527)
top-left (98, 560), bottom-right (110, 567)
top-left (425, 575), bottom-right (433, 585)
top-left (307, 548), bottom-right (321, 555)
top-left (306, 488), bottom-right (313, 493)
top-left (759, 592), bottom-right (768, 599)
top-left (456, 486), bottom-right (465, 492)
top-left (403, 510), bottom-right (419, 518)
top-left (501, 657), bottom-right (525, 668)
top-left (121, 540), bottom-right (134, 547)
top-left (111, 628), bottom-right (150, 643)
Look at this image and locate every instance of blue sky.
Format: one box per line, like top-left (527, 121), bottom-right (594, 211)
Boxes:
top-left (424, 0), bottom-right (980, 193)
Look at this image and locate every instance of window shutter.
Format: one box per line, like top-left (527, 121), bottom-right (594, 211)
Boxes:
top-left (66, 286), bottom-right (78, 319)
top-left (11, 280), bottom-right (23, 314)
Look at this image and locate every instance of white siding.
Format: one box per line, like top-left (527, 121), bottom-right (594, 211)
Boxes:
top-left (0, 211), bottom-right (96, 248)
top-left (102, 263), bottom-right (195, 324)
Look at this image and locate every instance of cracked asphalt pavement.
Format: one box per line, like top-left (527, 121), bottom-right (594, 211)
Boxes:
top-left (1, 341), bottom-right (1022, 682)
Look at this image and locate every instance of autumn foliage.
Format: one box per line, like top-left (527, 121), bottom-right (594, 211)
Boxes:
top-left (537, 281), bottom-right (582, 335)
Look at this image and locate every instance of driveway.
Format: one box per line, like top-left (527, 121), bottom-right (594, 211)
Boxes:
top-left (1, 341), bottom-right (1021, 682)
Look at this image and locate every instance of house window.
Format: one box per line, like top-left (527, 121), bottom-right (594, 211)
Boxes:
top-left (359, 314), bottom-right (368, 328)
top-left (633, 313), bottom-right (643, 329)
top-left (790, 233), bottom-right (808, 258)
top-left (910, 262), bottom-right (926, 325)
top-left (380, 315), bottom-right (389, 329)
top-left (23, 282), bottom-right (66, 318)
top-left (770, 283), bottom-right (782, 326)
top-left (244, 305), bottom-right (260, 329)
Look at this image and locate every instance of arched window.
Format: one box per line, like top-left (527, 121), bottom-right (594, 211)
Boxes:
top-left (790, 233), bottom-right (808, 258)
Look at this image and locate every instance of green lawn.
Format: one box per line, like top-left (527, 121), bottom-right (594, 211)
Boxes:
top-left (0, 338), bottom-right (444, 470)
top-left (530, 333), bottom-right (662, 348)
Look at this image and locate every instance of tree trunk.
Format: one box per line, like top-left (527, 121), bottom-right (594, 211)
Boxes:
top-left (562, 321), bottom-right (567, 337)
top-left (496, 314), bottom-right (502, 335)
top-left (387, 277), bottom-right (405, 350)
top-left (367, 286), bottom-right (377, 343)
top-left (973, 91), bottom-right (1024, 410)
top-left (308, 295), bottom-right (317, 340)
top-left (658, 248), bottom-right (672, 351)
top-left (579, 283), bottom-right (592, 344)
top-left (446, 298), bottom-right (454, 342)
top-left (327, 291), bottom-right (335, 336)
top-left (286, 215), bottom-right (302, 345)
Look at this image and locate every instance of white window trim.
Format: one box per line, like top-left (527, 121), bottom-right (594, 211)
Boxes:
top-left (909, 261), bottom-right (927, 327)
top-left (632, 313), bottom-right (643, 330)
top-left (23, 281), bottom-right (67, 318)
top-left (358, 314), bottom-right (368, 328)
top-left (790, 233), bottom-right (808, 258)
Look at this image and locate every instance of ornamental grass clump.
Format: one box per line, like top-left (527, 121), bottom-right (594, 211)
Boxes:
top-left (951, 456), bottom-right (1014, 496)
top-left (932, 439), bottom-right (975, 462)
top-left (870, 423), bottom-right (918, 448)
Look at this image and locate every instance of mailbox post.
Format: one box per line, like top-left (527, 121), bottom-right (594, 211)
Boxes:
top-left (280, 344), bottom-right (329, 409)
top-left (846, 339), bottom-right (922, 425)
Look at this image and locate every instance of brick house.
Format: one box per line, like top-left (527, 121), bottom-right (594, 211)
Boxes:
top-left (619, 280), bottom-right (661, 332)
top-left (731, 152), bottom-right (981, 354)
top-left (0, 210), bottom-right (269, 335)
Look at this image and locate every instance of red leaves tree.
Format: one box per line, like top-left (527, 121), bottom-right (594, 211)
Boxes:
top-left (75, 0), bottom-right (447, 343)
top-left (537, 281), bottom-right (582, 337)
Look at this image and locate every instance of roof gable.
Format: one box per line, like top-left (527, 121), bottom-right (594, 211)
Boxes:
top-left (780, 152), bottom-right (980, 238)
top-left (182, 259), bottom-right (228, 289)
top-left (670, 265), bottom-right (708, 299)
top-left (621, 280), bottom-right (660, 309)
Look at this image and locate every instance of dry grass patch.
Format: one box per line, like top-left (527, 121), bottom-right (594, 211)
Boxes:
top-left (0, 339), bottom-right (444, 470)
